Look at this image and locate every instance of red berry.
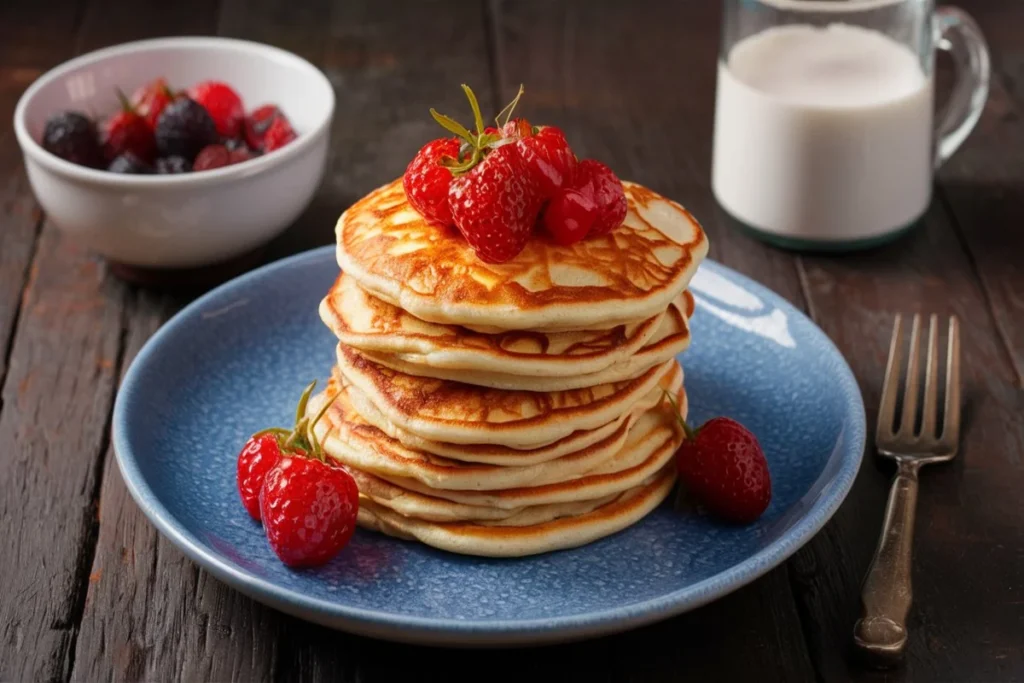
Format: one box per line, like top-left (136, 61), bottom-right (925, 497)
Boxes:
top-left (259, 456), bottom-right (359, 567)
top-left (263, 116), bottom-right (297, 153)
top-left (403, 137), bottom-right (461, 226)
top-left (237, 433), bottom-right (285, 520)
top-left (676, 417), bottom-right (771, 524)
top-left (572, 159), bottom-right (627, 236)
top-left (188, 81), bottom-right (245, 138)
top-left (244, 105), bottom-right (287, 150)
top-left (517, 125), bottom-right (577, 198)
top-left (543, 188), bottom-right (597, 246)
top-left (448, 143), bottom-right (544, 264)
top-left (193, 144), bottom-right (233, 172)
top-left (103, 102), bottom-right (157, 164)
top-left (130, 78), bottom-right (174, 131)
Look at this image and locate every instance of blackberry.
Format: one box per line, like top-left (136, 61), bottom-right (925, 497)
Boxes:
top-left (155, 97), bottom-right (218, 161)
top-left (42, 111), bottom-right (102, 167)
top-left (108, 153), bottom-right (153, 174)
top-left (155, 156), bottom-right (192, 174)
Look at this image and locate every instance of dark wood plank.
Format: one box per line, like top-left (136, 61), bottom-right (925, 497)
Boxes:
top-left (70, 292), bottom-right (284, 683)
top-left (488, 1), bottom-right (816, 681)
top-left (0, 0), bottom-right (87, 432)
top-left (930, 2), bottom-right (1024, 385)
top-left (0, 227), bottom-right (127, 683)
top-left (789, 200), bottom-right (1024, 681)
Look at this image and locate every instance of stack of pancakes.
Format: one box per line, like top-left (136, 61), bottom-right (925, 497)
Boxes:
top-left (309, 178), bottom-right (708, 557)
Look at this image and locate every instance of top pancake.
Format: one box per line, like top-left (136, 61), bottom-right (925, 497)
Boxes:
top-left (335, 178), bottom-right (708, 332)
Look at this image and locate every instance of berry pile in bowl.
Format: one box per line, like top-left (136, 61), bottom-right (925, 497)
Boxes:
top-left (14, 37), bottom-right (334, 272)
top-left (44, 78), bottom-right (298, 175)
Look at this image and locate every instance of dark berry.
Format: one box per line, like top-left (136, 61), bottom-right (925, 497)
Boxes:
top-left (155, 156), bottom-right (192, 174)
top-left (108, 153), bottom-right (153, 174)
top-left (155, 97), bottom-right (218, 161)
top-left (41, 111), bottom-right (103, 168)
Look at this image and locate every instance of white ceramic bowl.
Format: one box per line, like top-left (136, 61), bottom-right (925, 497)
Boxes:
top-left (14, 37), bottom-right (335, 268)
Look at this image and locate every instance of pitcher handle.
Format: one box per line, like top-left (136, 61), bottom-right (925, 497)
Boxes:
top-left (934, 7), bottom-right (990, 168)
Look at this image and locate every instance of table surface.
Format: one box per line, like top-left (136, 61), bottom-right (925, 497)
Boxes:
top-left (2, 1), bottom-right (1022, 681)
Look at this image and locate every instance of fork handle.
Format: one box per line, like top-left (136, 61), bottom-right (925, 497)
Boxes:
top-left (854, 461), bottom-right (920, 666)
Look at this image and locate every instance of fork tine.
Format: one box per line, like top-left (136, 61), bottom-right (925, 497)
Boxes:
top-left (897, 314), bottom-right (923, 438)
top-left (876, 315), bottom-right (905, 442)
top-left (940, 316), bottom-right (962, 451)
top-left (919, 315), bottom-right (940, 438)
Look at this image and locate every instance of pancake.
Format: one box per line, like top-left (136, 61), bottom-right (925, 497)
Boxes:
top-left (320, 272), bottom-right (669, 377)
top-left (351, 470), bottom-right (619, 523)
top-left (337, 343), bottom-right (678, 447)
top-left (336, 178), bottom-right (708, 332)
top-left (309, 379), bottom-right (686, 492)
top-left (361, 295), bottom-right (692, 391)
top-left (344, 362), bottom-right (684, 465)
top-left (377, 411), bottom-right (681, 510)
top-left (356, 466), bottom-right (677, 557)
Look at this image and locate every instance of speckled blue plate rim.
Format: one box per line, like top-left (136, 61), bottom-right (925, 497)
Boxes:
top-left (113, 245), bottom-right (866, 645)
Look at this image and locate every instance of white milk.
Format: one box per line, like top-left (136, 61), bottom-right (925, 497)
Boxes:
top-left (711, 24), bottom-right (934, 243)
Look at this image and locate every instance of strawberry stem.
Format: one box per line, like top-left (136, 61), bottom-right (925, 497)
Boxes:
top-left (662, 389), bottom-right (697, 441)
top-left (495, 84), bottom-right (525, 129)
top-left (460, 84), bottom-right (486, 146)
top-left (115, 87), bottom-right (132, 113)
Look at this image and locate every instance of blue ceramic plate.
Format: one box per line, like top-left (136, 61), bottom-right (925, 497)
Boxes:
top-left (114, 246), bottom-right (865, 646)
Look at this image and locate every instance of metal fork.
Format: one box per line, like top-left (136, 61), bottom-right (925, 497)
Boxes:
top-left (853, 314), bottom-right (962, 666)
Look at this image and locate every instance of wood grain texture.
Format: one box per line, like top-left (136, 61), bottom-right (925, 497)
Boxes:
top-left (0, 227), bottom-right (127, 683)
top-left (70, 291), bottom-right (284, 683)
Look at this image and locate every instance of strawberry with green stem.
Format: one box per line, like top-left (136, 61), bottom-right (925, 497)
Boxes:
top-left (664, 390), bottom-right (772, 524)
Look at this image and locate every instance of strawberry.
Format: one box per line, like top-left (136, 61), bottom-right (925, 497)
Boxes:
top-left (403, 137), bottom-right (461, 226)
top-left (237, 432), bottom-right (285, 520)
top-left (193, 144), bottom-right (233, 172)
top-left (426, 84), bottom-right (543, 263)
top-left (263, 116), bottom-right (297, 153)
top-left (130, 78), bottom-right (175, 131)
top-left (188, 80), bottom-right (245, 138)
top-left (543, 187), bottom-right (596, 245)
top-left (449, 142), bottom-right (543, 263)
top-left (102, 91), bottom-right (157, 163)
top-left (260, 455), bottom-right (359, 568)
top-left (244, 105), bottom-right (287, 151)
top-left (517, 125), bottom-right (577, 197)
top-left (573, 159), bottom-right (627, 236)
top-left (666, 398), bottom-right (772, 523)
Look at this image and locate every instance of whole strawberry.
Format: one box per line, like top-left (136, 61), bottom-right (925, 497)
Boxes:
top-left (237, 432), bottom-right (286, 520)
top-left (517, 125), bottom-right (577, 198)
top-left (403, 137), bottom-right (461, 226)
top-left (102, 91), bottom-right (157, 163)
top-left (428, 84), bottom-right (544, 263)
top-left (130, 78), bottom-right (175, 131)
top-left (573, 159), bottom-right (627, 236)
top-left (236, 381), bottom-right (357, 567)
top-left (244, 105), bottom-right (289, 151)
top-left (262, 116), bottom-right (297, 153)
top-left (188, 81), bottom-right (245, 138)
top-left (673, 414), bottom-right (771, 524)
top-left (260, 455), bottom-right (359, 568)
top-left (449, 142), bottom-right (543, 263)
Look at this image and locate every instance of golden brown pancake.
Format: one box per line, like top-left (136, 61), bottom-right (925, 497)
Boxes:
top-left (336, 178), bottom-right (708, 332)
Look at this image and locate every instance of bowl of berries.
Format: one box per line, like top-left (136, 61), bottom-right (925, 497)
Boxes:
top-left (13, 36), bottom-right (334, 271)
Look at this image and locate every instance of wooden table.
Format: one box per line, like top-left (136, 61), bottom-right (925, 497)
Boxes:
top-left (2, 1), bottom-right (1022, 680)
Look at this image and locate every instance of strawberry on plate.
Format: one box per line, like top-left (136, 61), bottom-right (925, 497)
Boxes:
top-left (235, 381), bottom-right (359, 567)
top-left (188, 80), bottom-right (245, 138)
top-left (665, 392), bottom-right (772, 524)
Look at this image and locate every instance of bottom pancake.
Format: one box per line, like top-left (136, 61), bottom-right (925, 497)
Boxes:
top-left (356, 466), bottom-right (677, 558)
